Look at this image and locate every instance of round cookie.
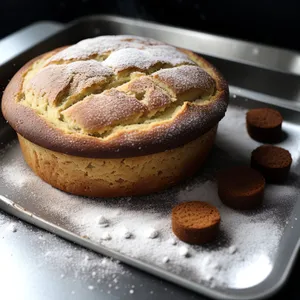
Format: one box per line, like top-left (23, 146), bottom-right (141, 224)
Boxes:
top-left (251, 145), bottom-right (292, 183)
top-left (172, 201), bottom-right (220, 245)
top-left (217, 166), bottom-right (265, 210)
top-left (246, 108), bottom-right (283, 143)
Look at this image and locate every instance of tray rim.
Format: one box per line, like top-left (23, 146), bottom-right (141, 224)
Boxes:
top-left (1, 14), bottom-right (300, 300)
top-left (69, 14), bottom-right (300, 77)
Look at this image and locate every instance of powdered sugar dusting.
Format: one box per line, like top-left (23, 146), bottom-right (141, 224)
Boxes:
top-left (153, 65), bottom-right (215, 94)
top-left (179, 246), bottom-right (190, 257)
top-left (145, 228), bottom-right (159, 239)
top-left (102, 46), bottom-right (194, 73)
top-left (97, 215), bottom-right (109, 226)
top-left (0, 102), bottom-right (299, 290)
top-left (49, 35), bottom-right (167, 62)
top-left (0, 212), bottom-right (131, 293)
top-left (7, 222), bottom-right (17, 232)
top-left (103, 48), bottom-right (155, 71)
top-left (63, 89), bottom-right (146, 131)
top-left (27, 60), bottom-right (113, 105)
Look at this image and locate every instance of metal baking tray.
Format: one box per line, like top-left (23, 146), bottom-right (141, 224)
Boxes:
top-left (1, 15), bottom-right (300, 300)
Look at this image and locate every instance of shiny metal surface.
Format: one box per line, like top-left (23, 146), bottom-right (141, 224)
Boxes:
top-left (0, 21), bottom-right (63, 66)
top-left (1, 16), bottom-right (300, 300)
top-left (83, 15), bottom-right (300, 77)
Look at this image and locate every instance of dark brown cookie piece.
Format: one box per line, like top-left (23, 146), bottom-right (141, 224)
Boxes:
top-left (217, 166), bottom-right (265, 210)
top-left (246, 108), bottom-right (283, 143)
top-left (172, 201), bottom-right (220, 245)
top-left (251, 145), bottom-right (292, 183)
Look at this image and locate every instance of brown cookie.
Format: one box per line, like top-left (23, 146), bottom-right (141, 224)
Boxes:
top-left (246, 108), bottom-right (283, 143)
top-left (172, 201), bottom-right (220, 245)
top-left (217, 166), bottom-right (265, 210)
top-left (251, 145), bottom-right (292, 183)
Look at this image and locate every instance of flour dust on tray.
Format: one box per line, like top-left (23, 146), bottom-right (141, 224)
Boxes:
top-left (0, 213), bottom-right (131, 294)
top-left (0, 104), bottom-right (299, 289)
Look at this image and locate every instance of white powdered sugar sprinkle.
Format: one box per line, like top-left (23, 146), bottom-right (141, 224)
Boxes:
top-left (0, 103), bottom-right (299, 290)
top-left (101, 232), bottom-right (112, 241)
top-left (119, 227), bottom-right (132, 239)
top-left (228, 245), bottom-right (237, 255)
top-left (102, 45), bottom-right (194, 72)
top-left (97, 215), bottom-right (109, 227)
top-left (162, 256), bottom-right (170, 264)
top-left (145, 228), bottom-right (159, 239)
top-left (169, 238), bottom-right (177, 246)
top-left (7, 222), bottom-right (17, 232)
top-left (0, 213), bottom-right (131, 293)
top-left (48, 35), bottom-right (190, 66)
top-left (153, 65), bottom-right (214, 94)
top-left (179, 246), bottom-right (190, 257)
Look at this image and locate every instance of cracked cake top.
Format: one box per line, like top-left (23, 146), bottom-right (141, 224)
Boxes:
top-left (1, 35), bottom-right (229, 158)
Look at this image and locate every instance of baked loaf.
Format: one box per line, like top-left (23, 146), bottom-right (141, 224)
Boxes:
top-left (2, 35), bottom-right (228, 197)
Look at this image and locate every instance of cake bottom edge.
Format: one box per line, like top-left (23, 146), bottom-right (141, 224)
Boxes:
top-left (17, 126), bottom-right (217, 198)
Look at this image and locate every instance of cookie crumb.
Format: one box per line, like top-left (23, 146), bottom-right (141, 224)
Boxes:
top-left (145, 228), bottom-right (159, 239)
top-left (162, 256), bottom-right (170, 263)
top-left (97, 215), bottom-right (109, 227)
top-left (228, 245), bottom-right (237, 254)
top-left (101, 232), bottom-right (112, 241)
top-left (120, 227), bottom-right (132, 239)
top-left (8, 223), bottom-right (17, 232)
top-left (179, 246), bottom-right (190, 257)
top-left (169, 238), bottom-right (177, 245)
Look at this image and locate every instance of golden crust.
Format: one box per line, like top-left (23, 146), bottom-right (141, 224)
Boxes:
top-left (2, 36), bottom-right (229, 158)
top-left (63, 89), bottom-right (147, 131)
top-left (18, 126), bottom-right (217, 197)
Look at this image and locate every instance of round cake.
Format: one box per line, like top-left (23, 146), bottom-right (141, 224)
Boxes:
top-left (217, 166), bottom-right (265, 210)
top-left (246, 108), bottom-right (283, 143)
top-left (1, 35), bottom-right (229, 197)
top-left (251, 145), bottom-right (292, 183)
top-left (172, 201), bottom-right (221, 245)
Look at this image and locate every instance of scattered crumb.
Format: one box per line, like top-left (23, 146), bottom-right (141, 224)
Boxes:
top-left (169, 238), bottom-right (177, 245)
top-left (97, 215), bottom-right (109, 227)
top-left (145, 228), bottom-right (159, 239)
top-left (228, 245), bottom-right (237, 255)
top-left (179, 246), bottom-right (189, 257)
top-left (162, 256), bottom-right (170, 263)
top-left (120, 227), bottom-right (132, 239)
top-left (101, 232), bottom-right (112, 241)
top-left (7, 223), bottom-right (17, 232)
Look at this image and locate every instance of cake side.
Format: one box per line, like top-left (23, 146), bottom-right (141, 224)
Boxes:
top-left (17, 126), bottom-right (217, 197)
